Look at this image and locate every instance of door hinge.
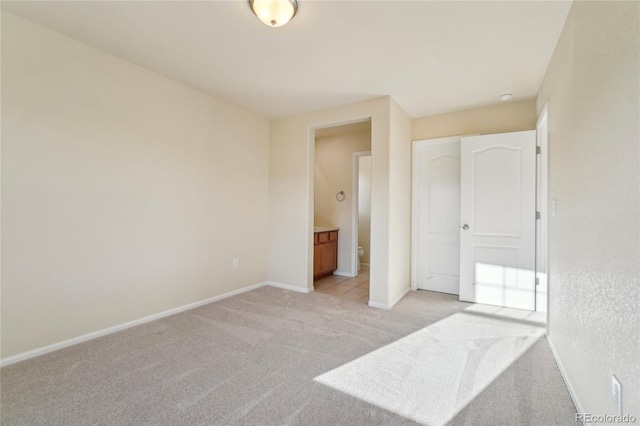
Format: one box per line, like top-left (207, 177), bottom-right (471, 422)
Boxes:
top-left (536, 146), bottom-right (541, 155)
top-left (536, 211), bottom-right (541, 220)
top-left (535, 277), bottom-right (540, 286)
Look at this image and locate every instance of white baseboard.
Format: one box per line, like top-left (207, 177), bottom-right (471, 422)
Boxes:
top-left (546, 335), bottom-right (586, 422)
top-left (265, 281), bottom-right (313, 293)
top-left (368, 287), bottom-right (411, 310)
top-left (368, 300), bottom-right (389, 309)
top-left (1, 281), bottom-right (268, 367)
top-left (333, 270), bottom-right (354, 278)
top-left (0, 280), bottom-right (326, 367)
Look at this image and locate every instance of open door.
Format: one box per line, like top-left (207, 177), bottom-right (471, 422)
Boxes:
top-left (459, 131), bottom-right (536, 310)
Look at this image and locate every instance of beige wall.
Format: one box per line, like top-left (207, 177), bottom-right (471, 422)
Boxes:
top-left (314, 130), bottom-right (371, 275)
top-left (538, 1), bottom-right (639, 417)
top-left (269, 96), bottom-right (412, 307)
top-left (358, 156), bottom-right (371, 265)
top-left (1, 13), bottom-right (270, 359)
top-left (412, 99), bottom-right (536, 141)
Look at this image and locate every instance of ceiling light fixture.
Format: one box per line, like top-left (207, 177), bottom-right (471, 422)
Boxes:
top-left (499, 92), bottom-right (513, 101)
top-left (249, 0), bottom-right (298, 28)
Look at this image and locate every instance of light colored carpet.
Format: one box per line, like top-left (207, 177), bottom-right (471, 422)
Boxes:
top-left (1, 287), bottom-right (577, 425)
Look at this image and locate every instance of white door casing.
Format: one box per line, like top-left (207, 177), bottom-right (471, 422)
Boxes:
top-left (459, 131), bottom-right (536, 310)
top-left (412, 137), bottom-right (461, 295)
top-left (536, 106), bottom-right (549, 314)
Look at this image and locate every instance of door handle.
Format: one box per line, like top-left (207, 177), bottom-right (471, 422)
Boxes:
top-left (462, 224), bottom-right (469, 230)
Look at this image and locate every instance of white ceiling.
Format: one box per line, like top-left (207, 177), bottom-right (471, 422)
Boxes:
top-left (1, 1), bottom-right (572, 120)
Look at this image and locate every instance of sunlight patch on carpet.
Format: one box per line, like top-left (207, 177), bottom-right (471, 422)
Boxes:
top-left (314, 306), bottom-right (545, 425)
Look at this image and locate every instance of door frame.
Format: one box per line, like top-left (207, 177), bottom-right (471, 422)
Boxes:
top-left (536, 104), bottom-right (550, 317)
top-left (411, 136), bottom-right (463, 291)
top-left (309, 117), bottom-right (372, 289)
top-left (352, 151), bottom-right (372, 276)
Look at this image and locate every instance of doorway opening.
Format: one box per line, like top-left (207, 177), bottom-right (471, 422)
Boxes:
top-left (353, 151), bottom-right (372, 276)
top-left (312, 120), bottom-right (372, 304)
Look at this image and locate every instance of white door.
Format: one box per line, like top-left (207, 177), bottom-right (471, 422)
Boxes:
top-left (459, 131), bottom-right (536, 310)
top-left (412, 137), bottom-right (461, 294)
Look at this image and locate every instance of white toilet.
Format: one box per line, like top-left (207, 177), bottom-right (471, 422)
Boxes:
top-left (357, 246), bottom-right (364, 272)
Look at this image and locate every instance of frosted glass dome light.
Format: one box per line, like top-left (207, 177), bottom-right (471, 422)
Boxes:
top-left (250, 0), bottom-right (298, 28)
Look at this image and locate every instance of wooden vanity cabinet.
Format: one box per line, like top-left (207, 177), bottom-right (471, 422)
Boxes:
top-left (314, 230), bottom-right (338, 280)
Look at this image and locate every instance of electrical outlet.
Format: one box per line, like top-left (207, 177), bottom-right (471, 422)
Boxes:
top-left (233, 258), bottom-right (240, 269)
top-left (612, 375), bottom-right (622, 415)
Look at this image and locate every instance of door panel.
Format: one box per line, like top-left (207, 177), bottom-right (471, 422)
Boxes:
top-left (473, 147), bottom-right (522, 236)
top-left (459, 131), bottom-right (536, 310)
top-left (429, 242), bottom-right (459, 276)
top-left (413, 138), bottom-right (461, 295)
